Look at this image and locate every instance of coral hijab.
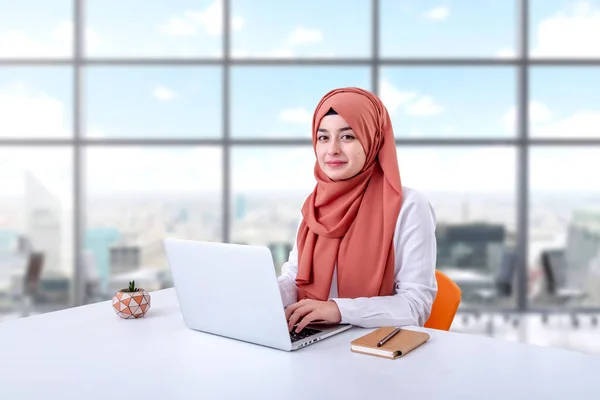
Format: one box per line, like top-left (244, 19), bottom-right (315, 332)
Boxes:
top-left (295, 87), bottom-right (403, 301)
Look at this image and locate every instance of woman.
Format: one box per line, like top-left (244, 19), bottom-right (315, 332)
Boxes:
top-left (278, 87), bottom-right (438, 333)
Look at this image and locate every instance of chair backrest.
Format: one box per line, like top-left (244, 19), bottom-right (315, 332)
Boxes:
top-left (24, 251), bottom-right (44, 297)
top-left (424, 270), bottom-right (462, 331)
top-left (540, 249), bottom-right (568, 294)
top-left (496, 249), bottom-right (517, 296)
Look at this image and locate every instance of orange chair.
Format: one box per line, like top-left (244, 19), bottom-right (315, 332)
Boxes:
top-left (424, 270), bottom-right (461, 331)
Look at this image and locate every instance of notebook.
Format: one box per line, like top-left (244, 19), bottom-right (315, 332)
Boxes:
top-left (350, 327), bottom-right (430, 360)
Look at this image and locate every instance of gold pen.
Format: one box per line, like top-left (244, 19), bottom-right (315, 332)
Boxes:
top-left (377, 327), bottom-right (401, 347)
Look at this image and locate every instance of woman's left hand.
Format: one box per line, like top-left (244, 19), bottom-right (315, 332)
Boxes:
top-left (285, 299), bottom-right (342, 332)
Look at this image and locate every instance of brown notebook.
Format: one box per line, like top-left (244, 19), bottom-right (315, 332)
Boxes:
top-left (350, 327), bottom-right (430, 360)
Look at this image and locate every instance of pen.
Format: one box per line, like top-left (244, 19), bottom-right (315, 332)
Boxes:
top-left (377, 327), bottom-right (401, 347)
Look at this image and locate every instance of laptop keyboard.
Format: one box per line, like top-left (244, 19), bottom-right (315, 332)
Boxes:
top-left (290, 327), bottom-right (322, 343)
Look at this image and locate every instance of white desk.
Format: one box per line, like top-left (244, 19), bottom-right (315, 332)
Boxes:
top-left (1, 288), bottom-right (599, 400)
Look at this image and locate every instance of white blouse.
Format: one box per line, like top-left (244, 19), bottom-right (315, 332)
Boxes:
top-left (277, 186), bottom-right (438, 328)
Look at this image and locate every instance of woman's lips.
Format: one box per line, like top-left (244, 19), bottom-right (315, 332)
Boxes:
top-left (326, 161), bottom-right (347, 168)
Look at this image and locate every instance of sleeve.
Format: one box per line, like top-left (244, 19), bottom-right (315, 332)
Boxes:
top-left (329, 193), bottom-right (438, 328)
top-left (277, 215), bottom-right (302, 308)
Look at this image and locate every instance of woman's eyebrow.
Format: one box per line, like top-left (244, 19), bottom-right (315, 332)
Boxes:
top-left (317, 126), bottom-right (353, 133)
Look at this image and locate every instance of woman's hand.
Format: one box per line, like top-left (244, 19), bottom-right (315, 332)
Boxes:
top-left (285, 299), bottom-right (342, 332)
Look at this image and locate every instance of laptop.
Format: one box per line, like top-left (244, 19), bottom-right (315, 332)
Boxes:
top-left (163, 238), bottom-right (352, 351)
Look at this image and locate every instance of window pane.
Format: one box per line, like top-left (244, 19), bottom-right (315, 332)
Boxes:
top-left (380, 0), bottom-right (516, 58)
top-left (85, 0), bottom-right (222, 58)
top-left (397, 146), bottom-right (517, 309)
top-left (530, 147), bottom-right (600, 309)
top-left (0, 67), bottom-right (72, 138)
top-left (380, 67), bottom-right (516, 138)
top-left (84, 67), bottom-right (221, 138)
top-left (85, 147), bottom-right (222, 301)
top-left (231, 0), bottom-right (370, 58)
top-left (0, 0), bottom-right (72, 58)
top-left (530, 0), bottom-right (600, 58)
top-left (231, 67), bottom-right (371, 138)
top-left (0, 147), bottom-right (73, 321)
top-left (231, 146), bottom-right (315, 274)
top-left (530, 67), bottom-right (600, 138)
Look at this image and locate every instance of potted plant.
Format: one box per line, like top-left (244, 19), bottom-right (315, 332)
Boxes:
top-left (112, 280), bottom-right (151, 319)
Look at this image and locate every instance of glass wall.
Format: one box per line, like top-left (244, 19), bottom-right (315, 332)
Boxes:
top-left (1, 0), bottom-right (599, 320)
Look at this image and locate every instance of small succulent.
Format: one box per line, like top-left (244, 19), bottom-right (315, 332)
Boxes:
top-left (123, 280), bottom-right (140, 293)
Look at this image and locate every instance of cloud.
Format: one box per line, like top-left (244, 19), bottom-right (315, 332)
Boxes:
top-left (232, 47), bottom-right (296, 58)
top-left (495, 48), bottom-right (516, 58)
top-left (153, 86), bottom-right (178, 101)
top-left (0, 30), bottom-right (62, 57)
top-left (260, 48), bottom-right (295, 58)
top-left (233, 148), bottom-right (316, 193)
top-left (87, 128), bottom-right (107, 138)
top-left (0, 20), bottom-right (102, 57)
top-left (423, 6), bottom-right (450, 21)
top-left (530, 147), bottom-right (600, 191)
top-left (405, 96), bottom-right (443, 116)
top-left (232, 25), bottom-right (323, 58)
top-left (53, 21), bottom-right (103, 52)
top-left (502, 101), bottom-right (552, 129)
top-left (379, 78), bottom-right (443, 117)
top-left (160, 16), bottom-right (197, 36)
top-left (0, 82), bottom-right (69, 138)
top-left (278, 108), bottom-right (312, 124)
top-left (288, 27), bottom-right (323, 45)
top-left (231, 49), bottom-right (249, 57)
top-left (379, 78), bottom-right (418, 115)
top-left (442, 125), bottom-right (455, 134)
top-left (160, 1), bottom-right (244, 37)
top-left (497, 1), bottom-right (600, 58)
top-left (531, 1), bottom-right (600, 57)
top-left (1, 146), bottom-right (272, 202)
top-left (532, 111), bottom-right (600, 138)
top-left (231, 17), bottom-right (245, 32)
top-left (86, 148), bottom-right (222, 195)
top-left (397, 148), bottom-right (516, 193)
top-left (502, 100), bottom-right (600, 138)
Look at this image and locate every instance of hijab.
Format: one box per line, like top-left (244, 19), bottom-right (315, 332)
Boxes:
top-left (295, 87), bottom-right (404, 301)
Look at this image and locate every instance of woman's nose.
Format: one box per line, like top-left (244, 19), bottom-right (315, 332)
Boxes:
top-left (327, 140), bottom-right (341, 154)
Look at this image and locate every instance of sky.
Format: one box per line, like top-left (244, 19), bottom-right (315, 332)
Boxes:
top-left (1, 0), bottom-right (600, 207)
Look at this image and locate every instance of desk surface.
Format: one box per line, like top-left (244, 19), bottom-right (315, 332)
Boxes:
top-left (1, 288), bottom-right (599, 400)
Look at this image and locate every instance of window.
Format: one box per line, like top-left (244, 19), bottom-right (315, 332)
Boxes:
top-left (2, 0), bottom-right (599, 319)
top-left (529, 147), bottom-right (600, 309)
top-left (231, 0), bottom-right (371, 58)
top-left (398, 146), bottom-right (517, 308)
top-left (85, 0), bottom-right (222, 58)
top-left (530, 67), bottom-right (600, 138)
top-left (530, 0), bottom-right (600, 58)
top-left (84, 67), bottom-right (222, 138)
top-left (0, 147), bottom-right (73, 320)
top-left (380, 0), bottom-right (517, 58)
top-left (380, 67), bottom-right (516, 138)
top-left (84, 147), bottom-right (222, 301)
top-left (231, 67), bottom-right (371, 138)
top-left (230, 146), bottom-right (314, 272)
top-left (0, 0), bottom-right (72, 58)
top-left (0, 67), bottom-right (72, 138)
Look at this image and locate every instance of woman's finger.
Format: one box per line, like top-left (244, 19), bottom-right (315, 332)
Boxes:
top-left (287, 305), bottom-right (313, 332)
top-left (284, 299), bottom-right (311, 320)
top-left (296, 310), bottom-right (321, 332)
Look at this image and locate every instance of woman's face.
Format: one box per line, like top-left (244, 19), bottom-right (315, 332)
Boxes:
top-left (315, 114), bottom-right (366, 181)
